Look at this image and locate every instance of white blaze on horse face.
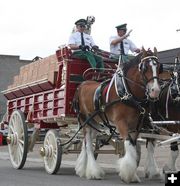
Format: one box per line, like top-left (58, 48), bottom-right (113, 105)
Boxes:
top-left (148, 60), bottom-right (160, 98)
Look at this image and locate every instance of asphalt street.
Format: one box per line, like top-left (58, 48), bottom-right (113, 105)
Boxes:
top-left (0, 144), bottom-right (179, 186)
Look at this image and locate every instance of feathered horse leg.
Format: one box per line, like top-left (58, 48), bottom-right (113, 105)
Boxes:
top-left (144, 139), bottom-right (161, 178)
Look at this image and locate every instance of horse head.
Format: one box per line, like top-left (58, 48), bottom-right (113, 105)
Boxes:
top-left (138, 47), bottom-right (161, 99)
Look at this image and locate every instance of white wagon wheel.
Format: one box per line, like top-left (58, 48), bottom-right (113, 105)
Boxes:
top-left (7, 110), bottom-right (28, 169)
top-left (40, 129), bottom-right (62, 174)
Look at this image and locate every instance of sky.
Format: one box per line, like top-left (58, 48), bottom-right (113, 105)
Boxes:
top-left (0, 0), bottom-right (179, 60)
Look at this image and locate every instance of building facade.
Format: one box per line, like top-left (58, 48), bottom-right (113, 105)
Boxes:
top-left (158, 47), bottom-right (180, 64)
top-left (0, 55), bottom-right (32, 120)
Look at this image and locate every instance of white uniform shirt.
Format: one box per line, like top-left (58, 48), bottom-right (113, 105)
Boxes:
top-left (109, 35), bottom-right (138, 55)
top-left (68, 31), bottom-right (96, 52)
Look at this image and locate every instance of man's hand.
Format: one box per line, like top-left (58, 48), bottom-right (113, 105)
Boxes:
top-left (84, 45), bottom-right (90, 51)
top-left (125, 29), bottom-right (133, 38)
top-left (92, 45), bottom-right (99, 50)
top-left (79, 45), bottom-right (85, 50)
top-left (79, 45), bottom-right (90, 51)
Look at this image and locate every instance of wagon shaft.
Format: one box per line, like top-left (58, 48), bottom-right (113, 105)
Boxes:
top-left (151, 121), bottom-right (180, 125)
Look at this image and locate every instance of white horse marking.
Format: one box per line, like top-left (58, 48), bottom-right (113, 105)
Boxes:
top-left (163, 149), bottom-right (179, 172)
top-left (75, 128), bottom-right (104, 179)
top-left (85, 128), bottom-right (105, 179)
top-left (148, 60), bottom-right (160, 98)
top-left (75, 140), bottom-right (87, 177)
top-left (144, 141), bottom-right (161, 178)
top-left (117, 140), bottom-right (141, 183)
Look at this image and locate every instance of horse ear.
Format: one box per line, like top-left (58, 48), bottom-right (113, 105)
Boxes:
top-left (154, 47), bottom-right (158, 56)
top-left (141, 46), bottom-right (146, 57)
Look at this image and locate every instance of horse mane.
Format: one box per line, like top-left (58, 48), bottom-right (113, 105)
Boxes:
top-left (122, 53), bottom-right (142, 74)
top-left (122, 49), bottom-right (155, 74)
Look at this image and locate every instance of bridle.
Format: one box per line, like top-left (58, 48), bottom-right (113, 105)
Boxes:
top-left (139, 55), bottom-right (159, 86)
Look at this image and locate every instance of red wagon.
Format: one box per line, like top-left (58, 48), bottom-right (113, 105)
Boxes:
top-left (2, 47), bottom-right (118, 174)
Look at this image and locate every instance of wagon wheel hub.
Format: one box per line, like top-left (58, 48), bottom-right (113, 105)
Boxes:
top-left (6, 133), bottom-right (18, 145)
top-left (40, 145), bottom-right (53, 157)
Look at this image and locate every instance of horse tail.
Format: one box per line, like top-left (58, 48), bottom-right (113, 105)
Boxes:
top-left (72, 87), bottom-right (80, 113)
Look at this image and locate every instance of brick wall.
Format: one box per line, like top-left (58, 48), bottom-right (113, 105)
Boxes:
top-left (7, 54), bottom-right (58, 89)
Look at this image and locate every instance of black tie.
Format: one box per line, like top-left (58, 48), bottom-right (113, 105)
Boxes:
top-left (81, 32), bottom-right (85, 46)
top-left (120, 41), bottom-right (125, 55)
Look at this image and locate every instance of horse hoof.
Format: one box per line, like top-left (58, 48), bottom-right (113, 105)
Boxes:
top-left (120, 175), bottom-right (141, 183)
top-left (132, 174), bottom-right (141, 183)
top-left (76, 170), bottom-right (86, 178)
top-left (75, 165), bottom-right (86, 178)
top-left (145, 172), bottom-right (161, 179)
top-left (86, 169), bottom-right (105, 180)
top-left (163, 164), bottom-right (176, 173)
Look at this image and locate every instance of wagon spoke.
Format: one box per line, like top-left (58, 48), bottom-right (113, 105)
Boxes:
top-left (18, 139), bottom-right (24, 146)
top-left (18, 133), bottom-right (22, 139)
top-left (53, 151), bottom-right (57, 160)
top-left (51, 137), bottom-right (56, 147)
top-left (12, 150), bottom-right (17, 164)
top-left (46, 137), bottom-right (50, 146)
top-left (16, 149), bottom-right (20, 165)
top-left (17, 118), bottom-right (23, 136)
top-left (18, 143), bottom-right (23, 157)
top-left (10, 145), bottom-right (16, 156)
top-left (11, 118), bottom-right (16, 132)
top-left (14, 146), bottom-right (19, 164)
top-left (13, 115), bottom-right (18, 133)
top-left (49, 136), bottom-right (54, 146)
top-left (9, 125), bottom-right (15, 134)
top-left (14, 114), bottom-right (18, 126)
top-left (50, 158), bottom-right (54, 167)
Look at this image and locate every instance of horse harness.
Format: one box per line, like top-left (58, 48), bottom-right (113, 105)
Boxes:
top-left (73, 54), bottom-right (160, 145)
top-left (93, 55), bottom-right (160, 118)
top-left (91, 72), bottom-right (148, 137)
top-left (139, 55), bottom-right (159, 85)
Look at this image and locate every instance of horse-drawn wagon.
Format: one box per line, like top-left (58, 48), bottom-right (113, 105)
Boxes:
top-left (1, 47), bottom-right (118, 174)
top-left (1, 46), bottom-right (179, 183)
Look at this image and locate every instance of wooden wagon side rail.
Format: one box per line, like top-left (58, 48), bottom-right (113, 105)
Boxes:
top-left (2, 78), bottom-right (54, 100)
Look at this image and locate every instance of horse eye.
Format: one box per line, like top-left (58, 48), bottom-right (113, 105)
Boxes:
top-left (139, 64), bottom-right (143, 71)
top-left (149, 59), bottom-right (157, 66)
top-left (153, 61), bottom-right (157, 66)
top-left (143, 64), bottom-right (147, 72)
top-left (140, 63), bottom-right (147, 72)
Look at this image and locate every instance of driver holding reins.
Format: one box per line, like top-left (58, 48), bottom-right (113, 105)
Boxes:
top-left (68, 19), bottom-right (104, 69)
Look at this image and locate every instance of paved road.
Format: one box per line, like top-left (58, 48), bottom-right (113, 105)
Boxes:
top-left (0, 144), bottom-right (179, 186)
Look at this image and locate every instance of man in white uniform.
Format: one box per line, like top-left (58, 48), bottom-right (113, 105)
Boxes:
top-left (68, 19), bottom-right (104, 69)
top-left (110, 23), bottom-right (140, 61)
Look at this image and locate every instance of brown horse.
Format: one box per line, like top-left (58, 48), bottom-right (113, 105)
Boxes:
top-left (74, 48), bottom-right (161, 183)
top-left (144, 69), bottom-right (180, 178)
